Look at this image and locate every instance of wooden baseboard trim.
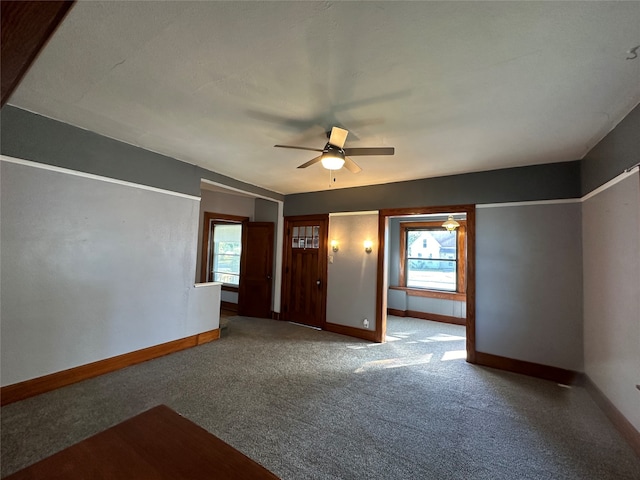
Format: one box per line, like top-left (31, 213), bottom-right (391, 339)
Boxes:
top-left (220, 301), bottom-right (238, 313)
top-left (324, 322), bottom-right (378, 342)
top-left (474, 351), bottom-right (581, 385)
top-left (0, 329), bottom-right (220, 406)
top-left (583, 375), bottom-right (640, 457)
top-left (196, 329), bottom-right (220, 345)
top-left (387, 308), bottom-right (465, 326)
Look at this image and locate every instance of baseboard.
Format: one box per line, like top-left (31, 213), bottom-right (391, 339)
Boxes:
top-left (583, 375), bottom-right (640, 457)
top-left (324, 322), bottom-right (378, 342)
top-left (387, 308), bottom-right (465, 326)
top-left (221, 301), bottom-right (238, 314)
top-left (271, 311), bottom-right (281, 320)
top-left (196, 329), bottom-right (220, 345)
top-left (474, 351), bottom-right (581, 385)
top-left (0, 328), bottom-right (220, 406)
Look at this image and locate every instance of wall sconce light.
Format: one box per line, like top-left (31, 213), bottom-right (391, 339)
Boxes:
top-left (364, 240), bottom-right (373, 254)
top-left (331, 240), bottom-right (339, 252)
top-left (442, 215), bottom-right (460, 233)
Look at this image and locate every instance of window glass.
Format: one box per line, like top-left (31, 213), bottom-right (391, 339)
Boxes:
top-left (211, 223), bottom-right (242, 285)
top-left (406, 228), bottom-right (457, 291)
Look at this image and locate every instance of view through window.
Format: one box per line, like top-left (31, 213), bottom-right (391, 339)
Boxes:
top-left (400, 220), bottom-right (467, 293)
top-left (209, 222), bottom-right (242, 285)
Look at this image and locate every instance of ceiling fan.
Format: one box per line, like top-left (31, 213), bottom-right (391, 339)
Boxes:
top-left (274, 127), bottom-right (394, 173)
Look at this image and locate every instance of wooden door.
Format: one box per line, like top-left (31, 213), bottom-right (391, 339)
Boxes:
top-left (282, 215), bottom-right (328, 328)
top-left (238, 222), bottom-right (274, 318)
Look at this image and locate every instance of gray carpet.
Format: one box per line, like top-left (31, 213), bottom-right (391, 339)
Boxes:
top-left (1, 316), bottom-right (639, 479)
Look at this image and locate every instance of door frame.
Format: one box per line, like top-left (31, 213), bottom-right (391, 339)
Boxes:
top-left (376, 205), bottom-right (476, 363)
top-left (281, 214), bottom-right (329, 327)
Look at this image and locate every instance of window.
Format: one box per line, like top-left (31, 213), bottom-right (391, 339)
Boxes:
top-left (400, 221), bottom-right (466, 295)
top-left (200, 212), bottom-right (248, 287)
top-left (209, 223), bottom-right (242, 285)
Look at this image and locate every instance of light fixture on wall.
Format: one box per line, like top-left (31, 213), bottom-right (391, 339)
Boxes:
top-left (320, 144), bottom-right (346, 170)
top-left (364, 240), bottom-right (373, 254)
top-left (442, 215), bottom-right (460, 233)
top-left (331, 240), bottom-right (339, 252)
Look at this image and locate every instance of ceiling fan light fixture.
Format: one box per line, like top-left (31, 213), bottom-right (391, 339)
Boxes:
top-left (320, 144), bottom-right (345, 170)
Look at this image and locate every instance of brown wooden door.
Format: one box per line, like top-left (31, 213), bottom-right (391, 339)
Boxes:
top-left (282, 215), bottom-right (328, 328)
top-left (238, 222), bottom-right (274, 318)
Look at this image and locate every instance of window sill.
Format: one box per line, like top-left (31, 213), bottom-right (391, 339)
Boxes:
top-left (389, 286), bottom-right (466, 301)
top-left (221, 285), bottom-right (239, 292)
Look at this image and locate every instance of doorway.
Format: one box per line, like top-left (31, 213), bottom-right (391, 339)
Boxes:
top-left (281, 214), bottom-right (329, 328)
top-left (377, 205), bottom-right (476, 362)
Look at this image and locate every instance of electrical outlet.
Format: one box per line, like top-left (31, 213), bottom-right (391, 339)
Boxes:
top-left (363, 318), bottom-right (369, 328)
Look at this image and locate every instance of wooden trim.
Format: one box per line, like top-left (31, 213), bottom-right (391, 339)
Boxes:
top-left (375, 214), bottom-right (388, 343)
top-left (200, 212), bottom-right (249, 283)
top-left (387, 309), bottom-right (465, 325)
top-left (457, 225), bottom-right (466, 292)
top-left (390, 286), bottom-right (466, 302)
top-left (0, 329), bottom-right (220, 406)
top-left (221, 300), bottom-right (238, 313)
top-left (399, 221), bottom-right (407, 287)
top-left (324, 322), bottom-right (378, 342)
top-left (1, 1), bottom-right (75, 107)
top-left (410, 310), bottom-right (465, 325)
top-left (271, 311), bottom-right (281, 320)
top-left (583, 376), bottom-right (640, 457)
top-left (221, 285), bottom-right (239, 293)
top-left (196, 329), bottom-right (220, 345)
top-left (465, 207), bottom-right (476, 363)
top-left (474, 351), bottom-right (581, 385)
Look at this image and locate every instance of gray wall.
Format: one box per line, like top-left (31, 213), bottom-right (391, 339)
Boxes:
top-left (1, 106), bottom-right (284, 202)
top-left (284, 161), bottom-right (581, 216)
top-left (476, 202), bottom-right (583, 371)
top-left (582, 173), bottom-right (640, 431)
top-left (1, 159), bottom-right (219, 386)
top-left (327, 214), bottom-right (378, 330)
top-left (581, 104), bottom-right (640, 195)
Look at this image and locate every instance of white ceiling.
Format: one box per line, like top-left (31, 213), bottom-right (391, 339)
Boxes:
top-left (9, 1), bottom-right (640, 195)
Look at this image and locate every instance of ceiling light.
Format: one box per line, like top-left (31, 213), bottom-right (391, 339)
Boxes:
top-left (320, 144), bottom-right (345, 170)
top-left (442, 215), bottom-right (460, 233)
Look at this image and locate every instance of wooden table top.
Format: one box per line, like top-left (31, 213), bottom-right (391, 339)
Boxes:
top-left (5, 405), bottom-right (280, 479)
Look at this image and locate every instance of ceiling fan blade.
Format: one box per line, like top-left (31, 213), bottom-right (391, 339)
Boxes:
top-left (343, 157), bottom-right (362, 174)
top-left (274, 145), bottom-right (323, 153)
top-left (297, 155), bottom-right (323, 169)
top-left (328, 127), bottom-right (349, 148)
top-left (343, 147), bottom-right (394, 156)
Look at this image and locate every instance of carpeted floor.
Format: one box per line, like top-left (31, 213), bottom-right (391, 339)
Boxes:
top-left (1, 316), bottom-right (639, 479)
